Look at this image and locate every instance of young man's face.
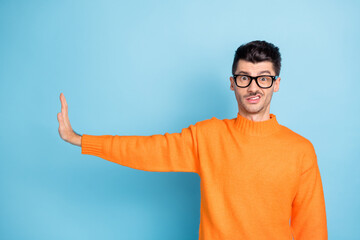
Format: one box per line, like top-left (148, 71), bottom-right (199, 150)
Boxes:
top-left (230, 60), bottom-right (281, 120)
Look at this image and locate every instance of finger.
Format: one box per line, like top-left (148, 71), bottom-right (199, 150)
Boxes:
top-left (59, 94), bottom-right (68, 126)
top-left (60, 94), bottom-right (74, 130)
top-left (61, 93), bottom-right (68, 107)
top-left (60, 93), bottom-right (68, 119)
top-left (57, 112), bottom-right (61, 123)
top-left (57, 112), bottom-right (65, 136)
top-left (58, 112), bottom-right (66, 129)
top-left (58, 112), bottom-right (70, 140)
top-left (60, 93), bottom-right (68, 114)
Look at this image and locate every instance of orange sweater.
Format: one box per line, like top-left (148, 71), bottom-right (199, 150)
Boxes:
top-left (81, 113), bottom-right (327, 240)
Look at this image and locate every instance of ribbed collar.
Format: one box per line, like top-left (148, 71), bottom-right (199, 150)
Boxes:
top-left (234, 113), bottom-right (281, 136)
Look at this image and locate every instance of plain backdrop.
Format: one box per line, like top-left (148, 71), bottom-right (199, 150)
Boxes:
top-left (1, 0), bottom-right (359, 239)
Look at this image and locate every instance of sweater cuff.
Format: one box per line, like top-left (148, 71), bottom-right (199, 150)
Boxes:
top-left (81, 134), bottom-right (107, 157)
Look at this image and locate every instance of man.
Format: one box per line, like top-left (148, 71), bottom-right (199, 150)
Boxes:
top-left (57, 40), bottom-right (328, 239)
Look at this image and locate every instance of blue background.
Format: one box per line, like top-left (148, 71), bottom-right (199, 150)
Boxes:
top-left (1, 0), bottom-right (359, 239)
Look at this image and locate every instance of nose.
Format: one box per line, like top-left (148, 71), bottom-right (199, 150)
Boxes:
top-left (247, 78), bottom-right (260, 93)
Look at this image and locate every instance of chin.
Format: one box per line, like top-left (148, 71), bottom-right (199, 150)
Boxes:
top-left (243, 106), bottom-right (264, 114)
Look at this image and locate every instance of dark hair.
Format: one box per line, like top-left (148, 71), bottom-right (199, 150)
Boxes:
top-left (232, 40), bottom-right (282, 76)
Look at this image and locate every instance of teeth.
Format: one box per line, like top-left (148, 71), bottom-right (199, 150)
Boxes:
top-left (249, 96), bottom-right (259, 100)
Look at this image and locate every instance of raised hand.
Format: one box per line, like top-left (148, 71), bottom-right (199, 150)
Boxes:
top-left (57, 93), bottom-right (82, 146)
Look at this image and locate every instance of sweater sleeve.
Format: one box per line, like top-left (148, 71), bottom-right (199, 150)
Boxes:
top-left (81, 124), bottom-right (199, 173)
top-left (290, 145), bottom-right (328, 239)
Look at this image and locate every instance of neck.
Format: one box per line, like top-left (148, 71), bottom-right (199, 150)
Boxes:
top-left (238, 109), bottom-right (271, 122)
top-left (234, 112), bottom-right (281, 136)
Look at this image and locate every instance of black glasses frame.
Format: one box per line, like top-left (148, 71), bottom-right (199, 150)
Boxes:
top-left (233, 75), bottom-right (279, 89)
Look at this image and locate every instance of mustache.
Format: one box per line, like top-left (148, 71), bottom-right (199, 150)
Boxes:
top-left (244, 92), bottom-right (263, 98)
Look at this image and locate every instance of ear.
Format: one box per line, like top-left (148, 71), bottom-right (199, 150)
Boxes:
top-left (273, 77), bottom-right (281, 92)
top-left (230, 76), bottom-right (235, 91)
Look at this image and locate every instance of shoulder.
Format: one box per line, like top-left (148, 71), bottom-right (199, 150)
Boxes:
top-left (278, 124), bottom-right (317, 160)
top-left (195, 116), bottom-right (234, 128)
top-left (278, 125), bottom-right (315, 150)
top-left (193, 116), bottom-right (234, 135)
top-left (277, 125), bottom-right (318, 173)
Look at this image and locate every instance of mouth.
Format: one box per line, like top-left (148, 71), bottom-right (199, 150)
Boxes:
top-left (245, 95), bottom-right (261, 104)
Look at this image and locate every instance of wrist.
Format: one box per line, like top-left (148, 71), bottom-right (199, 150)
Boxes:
top-left (70, 131), bottom-right (82, 147)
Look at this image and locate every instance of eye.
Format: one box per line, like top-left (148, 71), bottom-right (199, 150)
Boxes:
top-left (240, 76), bottom-right (249, 81)
top-left (259, 77), bottom-right (268, 82)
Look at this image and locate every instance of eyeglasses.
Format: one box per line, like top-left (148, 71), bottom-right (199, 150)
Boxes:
top-left (233, 75), bottom-right (279, 89)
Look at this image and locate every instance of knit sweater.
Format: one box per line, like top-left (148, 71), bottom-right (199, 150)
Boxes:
top-left (81, 113), bottom-right (327, 240)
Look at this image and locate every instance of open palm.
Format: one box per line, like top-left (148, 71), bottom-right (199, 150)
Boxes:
top-left (57, 93), bottom-right (81, 146)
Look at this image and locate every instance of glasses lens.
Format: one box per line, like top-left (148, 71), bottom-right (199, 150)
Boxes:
top-left (236, 75), bottom-right (250, 87)
top-left (257, 76), bottom-right (273, 88)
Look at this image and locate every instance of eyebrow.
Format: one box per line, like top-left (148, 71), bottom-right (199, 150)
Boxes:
top-left (258, 70), bottom-right (272, 75)
top-left (236, 70), bottom-right (272, 75)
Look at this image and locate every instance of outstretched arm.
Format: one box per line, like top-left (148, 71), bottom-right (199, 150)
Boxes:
top-left (81, 124), bottom-right (199, 173)
top-left (57, 93), bottom-right (199, 173)
top-left (57, 93), bottom-right (81, 147)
